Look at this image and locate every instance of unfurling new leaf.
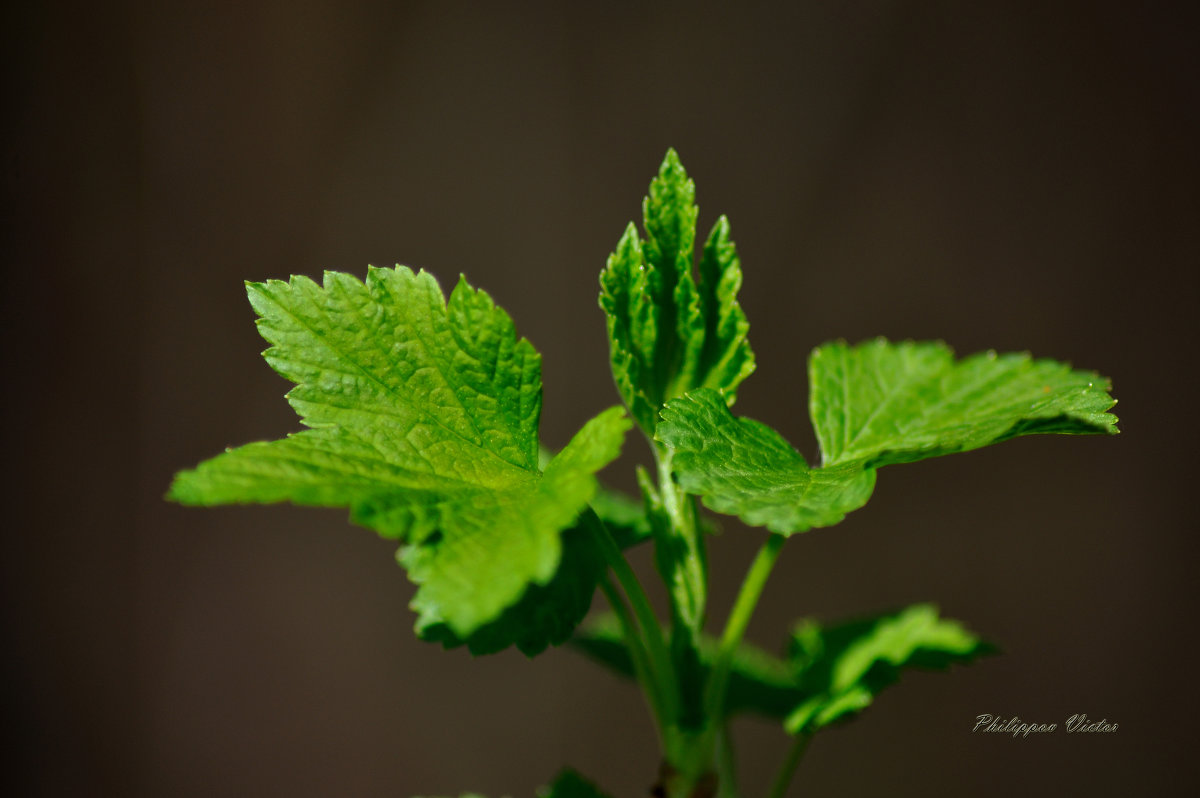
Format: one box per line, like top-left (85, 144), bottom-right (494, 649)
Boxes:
top-left (599, 149), bottom-right (754, 434)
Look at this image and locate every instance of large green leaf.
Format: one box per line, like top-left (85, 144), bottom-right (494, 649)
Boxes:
top-left (657, 341), bottom-right (1117, 535)
top-left (599, 149), bottom-right (754, 434)
top-left (784, 604), bottom-right (993, 734)
top-left (656, 389), bottom-right (876, 535)
top-left (169, 267), bottom-right (630, 638)
top-left (810, 339), bottom-right (1118, 467)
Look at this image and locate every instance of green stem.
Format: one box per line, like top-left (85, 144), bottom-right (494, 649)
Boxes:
top-left (585, 508), bottom-right (680, 721)
top-left (704, 533), bottom-right (786, 719)
top-left (715, 723), bottom-right (738, 798)
top-left (599, 575), bottom-right (666, 739)
top-left (765, 733), bottom-right (813, 798)
top-left (657, 453), bottom-right (694, 540)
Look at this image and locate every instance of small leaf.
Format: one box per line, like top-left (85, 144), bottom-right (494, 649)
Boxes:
top-left (696, 216), bottom-right (754, 401)
top-left (599, 224), bottom-right (659, 431)
top-left (169, 267), bottom-right (631, 640)
top-left (810, 339), bottom-right (1118, 468)
top-left (783, 604), bottom-right (994, 734)
top-left (656, 389), bottom-right (877, 535)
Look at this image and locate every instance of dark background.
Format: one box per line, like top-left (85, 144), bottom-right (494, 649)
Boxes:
top-left (6, 2), bottom-right (1197, 796)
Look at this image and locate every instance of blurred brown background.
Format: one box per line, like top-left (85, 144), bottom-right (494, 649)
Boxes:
top-left (5, 1), bottom-right (1197, 796)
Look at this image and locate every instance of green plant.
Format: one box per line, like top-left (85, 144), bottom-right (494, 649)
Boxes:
top-left (169, 150), bottom-right (1118, 797)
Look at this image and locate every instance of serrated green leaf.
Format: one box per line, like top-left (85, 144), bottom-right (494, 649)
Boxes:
top-left (656, 389), bottom-right (877, 535)
top-left (599, 150), bottom-right (755, 435)
top-left (537, 446), bottom-right (652, 550)
top-left (169, 267), bottom-right (630, 639)
top-left (386, 405), bottom-right (632, 638)
top-left (599, 224), bottom-right (659, 431)
top-left (643, 148), bottom-right (699, 398)
top-left (810, 339), bottom-right (1118, 467)
top-left (696, 216), bottom-right (754, 401)
top-left (538, 769), bottom-right (612, 798)
top-left (571, 614), bottom-right (804, 720)
top-left (658, 340), bottom-right (1118, 535)
top-left (784, 604), bottom-right (994, 734)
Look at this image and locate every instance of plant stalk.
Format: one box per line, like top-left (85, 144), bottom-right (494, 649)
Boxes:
top-left (704, 533), bottom-right (786, 720)
top-left (585, 508), bottom-right (680, 722)
top-left (765, 733), bottom-right (813, 798)
top-left (598, 575), bottom-right (667, 739)
top-left (715, 723), bottom-right (738, 798)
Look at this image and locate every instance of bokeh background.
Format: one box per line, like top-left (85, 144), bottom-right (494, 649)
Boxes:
top-left (6, 2), bottom-right (1198, 796)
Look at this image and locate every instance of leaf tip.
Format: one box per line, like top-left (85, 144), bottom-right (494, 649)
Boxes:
top-left (662, 146), bottom-right (682, 169)
top-left (165, 469), bottom-right (199, 505)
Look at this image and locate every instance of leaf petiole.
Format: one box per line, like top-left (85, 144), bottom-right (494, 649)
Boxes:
top-left (704, 533), bottom-right (785, 721)
top-left (715, 723), bottom-right (738, 798)
top-left (584, 508), bottom-right (680, 725)
top-left (765, 732), bottom-right (813, 798)
top-left (598, 575), bottom-right (667, 739)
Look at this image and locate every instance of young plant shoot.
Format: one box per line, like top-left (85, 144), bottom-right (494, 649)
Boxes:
top-left (170, 150), bottom-right (1118, 798)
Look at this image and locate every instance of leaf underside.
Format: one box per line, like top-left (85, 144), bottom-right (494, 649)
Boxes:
top-left (784, 604), bottom-right (994, 734)
top-left (658, 340), bottom-right (1117, 535)
top-left (169, 266), bottom-right (630, 642)
top-left (417, 485), bottom-right (653, 658)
